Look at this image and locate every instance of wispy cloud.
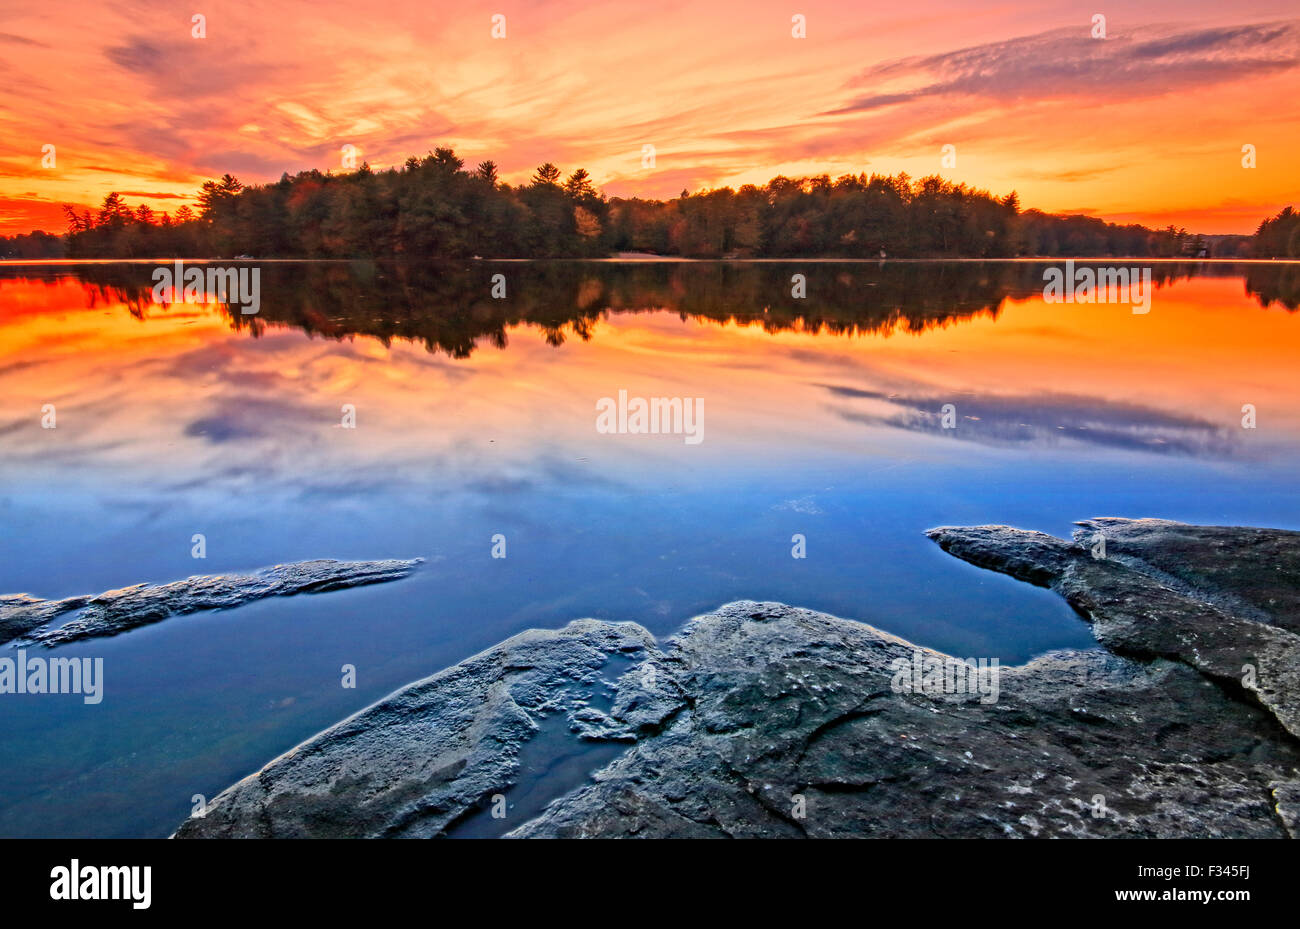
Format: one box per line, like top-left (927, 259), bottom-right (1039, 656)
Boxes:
top-left (830, 21), bottom-right (1300, 113)
top-left (2, 4), bottom-right (1298, 235)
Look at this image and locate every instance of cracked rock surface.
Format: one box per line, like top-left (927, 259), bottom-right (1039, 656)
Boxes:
top-left (1, 558), bottom-right (423, 647)
top-left (510, 601), bottom-right (1299, 838)
top-left (174, 516), bottom-right (1300, 838)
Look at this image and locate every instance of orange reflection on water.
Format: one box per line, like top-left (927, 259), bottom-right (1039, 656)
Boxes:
top-left (1, 270), bottom-right (1297, 497)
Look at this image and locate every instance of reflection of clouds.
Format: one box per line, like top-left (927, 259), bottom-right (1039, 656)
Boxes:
top-left (0, 359), bottom-right (44, 377)
top-left (462, 454), bottom-right (631, 498)
top-left (535, 455), bottom-right (631, 492)
top-left (2, 298), bottom-right (638, 506)
top-left (4, 268), bottom-right (1296, 524)
top-left (0, 387), bottom-right (138, 463)
top-left (183, 394), bottom-right (322, 444)
top-left (774, 495), bottom-right (824, 515)
top-left (0, 433), bottom-right (130, 463)
top-left (462, 475), bottom-right (538, 495)
top-left (291, 472), bottom-right (426, 503)
top-left (824, 384), bottom-right (1238, 458)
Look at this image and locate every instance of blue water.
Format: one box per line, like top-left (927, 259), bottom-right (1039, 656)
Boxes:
top-left (0, 260), bottom-right (1296, 836)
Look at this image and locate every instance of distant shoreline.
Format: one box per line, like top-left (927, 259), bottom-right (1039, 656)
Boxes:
top-left (4, 256), bottom-right (1300, 266)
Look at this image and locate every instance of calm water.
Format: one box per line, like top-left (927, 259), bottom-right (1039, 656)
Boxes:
top-left (1, 259), bottom-right (1297, 837)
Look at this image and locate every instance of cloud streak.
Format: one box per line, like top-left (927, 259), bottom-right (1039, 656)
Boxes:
top-left (830, 21), bottom-right (1300, 113)
top-left (1, 3), bottom-right (1298, 235)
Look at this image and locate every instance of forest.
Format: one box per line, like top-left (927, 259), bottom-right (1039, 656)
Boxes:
top-left (0, 147), bottom-right (1290, 260)
top-left (1253, 206), bottom-right (1300, 259)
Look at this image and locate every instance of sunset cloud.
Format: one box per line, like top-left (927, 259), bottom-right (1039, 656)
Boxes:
top-left (831, 21), bottom-right (1300, 113)
top-left (1, 1), bottom-right (1297, 236)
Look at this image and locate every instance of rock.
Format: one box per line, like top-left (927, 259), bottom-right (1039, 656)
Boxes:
top-left (511, 602), bottom-right (1300, 838)
top-left (174, 619), bottom-right (677, 838)
top-left (926, 518), bottom-right (1300, 738)
top-left (1, 558), bottom-right (423, 648)
top-left (177, 591), bottom-right (1300, 839)
top-left (168, 517), bottom-right (1300, 839)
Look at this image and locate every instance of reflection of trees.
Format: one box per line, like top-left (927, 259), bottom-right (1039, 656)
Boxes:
top-left (9, 261), bottom-right (1296, 360)
top-left (1244, 264), bottom-right (1300, 310)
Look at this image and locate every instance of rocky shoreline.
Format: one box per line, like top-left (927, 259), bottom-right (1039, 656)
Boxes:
top-left (927, 518), bottom-right (1300, 739)
top-left (174, 518), bottom-right (1300, 839)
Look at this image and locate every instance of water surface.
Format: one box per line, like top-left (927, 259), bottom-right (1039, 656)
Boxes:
top-left (1, 259), bottom-right (1297, 837)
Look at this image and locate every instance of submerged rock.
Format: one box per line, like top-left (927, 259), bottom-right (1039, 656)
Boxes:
top-left (927, 518), bottom-right (1300, 739)
top-left (176, 526), bottom-right (1300, 838)
top-left (0, 558), bottom-right (423, 648)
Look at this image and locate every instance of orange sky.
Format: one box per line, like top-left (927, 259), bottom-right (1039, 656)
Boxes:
top-left (1, 1), bottom-right (1298, 236)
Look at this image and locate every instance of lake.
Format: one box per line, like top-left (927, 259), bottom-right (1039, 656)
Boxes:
top-left (0, 259), bottom-right (1297, 837)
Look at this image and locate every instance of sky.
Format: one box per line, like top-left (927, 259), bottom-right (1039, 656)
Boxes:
top-left (1, 0), bottom-right (1298, 236)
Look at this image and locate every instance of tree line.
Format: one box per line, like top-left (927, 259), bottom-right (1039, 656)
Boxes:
top-left (0, 229), bottom-right (63, 258)
top-left (1253, 206), bottom-right (1300, 258)
top-left (0, 146), bottom-right (1289, 259)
